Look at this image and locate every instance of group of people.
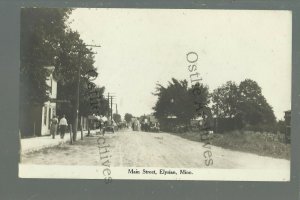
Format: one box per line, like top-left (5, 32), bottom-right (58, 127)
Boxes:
top-left (50, 114), bottom-right (68, 139)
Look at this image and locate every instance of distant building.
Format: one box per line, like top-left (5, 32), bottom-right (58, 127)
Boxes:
top-left (140, 114), bottom-right (158, 124)
top-left (284, 110), bottom-right (291, 143)
top-left (190, 116), bottom-right (203, 127)
top-left (20, 66), bottom-right (57, 137)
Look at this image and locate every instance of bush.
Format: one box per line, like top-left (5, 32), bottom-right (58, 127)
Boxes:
top-left (211, 131), bottom-right (290, 159)
top-left (171, 130), bottom-right (290, 160)
top-left (243, 123), bottom-right (277, 133)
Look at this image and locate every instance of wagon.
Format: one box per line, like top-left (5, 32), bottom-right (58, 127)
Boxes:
top-left (103, 119), bottom-right (117, 133)
top-left (103, 125), bottom-right (115, 133)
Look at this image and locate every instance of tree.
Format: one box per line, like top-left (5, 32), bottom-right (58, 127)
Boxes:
top-left (238, 79), bottom-right (276, 126)
top-left (20, 8), bottom-right (98, 112)
top-left (78, 86), bottom-right (109, 117)
top-left (54, 30), bottom-right (101, 140)
top-left (20, 8), bottom-right (74, 137)
top-left (153, 78), bottom-right (191, 124)
top-left (276, 120), bottom-right (286, 134)
top-left (113, 113), bottom-right (122, 124)
top-left (153, 78), bottom-right (209, 126)
top-left (124, 113), bottom-right (133, 124)
top-left (20, 8), bottom-right (72, 106)
top-left (189, 82), bottom-right (210, 118)
top-left (20, 8), bottom-right (107, 139)
top-left (54, 30), bottom-right (99, 117)
top-left (210, 79), bottom-right (276, 132)
top-left (211, 81), bottom-right (239, 118)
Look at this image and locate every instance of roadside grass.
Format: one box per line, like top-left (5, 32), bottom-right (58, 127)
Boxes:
top-left (38, 144), bottom-right (71, 155)
top-left (173, 130), bottom-right (290, 160)
top-left (21, 144), bottom-right (71, 162)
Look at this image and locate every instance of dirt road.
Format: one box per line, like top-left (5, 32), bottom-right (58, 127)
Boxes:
top-left (22, 129), bottom-right (289, 169)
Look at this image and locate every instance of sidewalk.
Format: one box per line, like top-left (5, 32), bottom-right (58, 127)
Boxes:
top-left (21, 130), bottom-right (92, 155)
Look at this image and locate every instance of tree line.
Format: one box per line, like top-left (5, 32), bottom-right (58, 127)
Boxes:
top-left (153, 78), bottom-right (279, 133)
top-left (20, 8), bottom-right (109, 129)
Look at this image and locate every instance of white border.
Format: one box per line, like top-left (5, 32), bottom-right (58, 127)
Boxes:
top-left (19, 164), bottom-right (290, 181)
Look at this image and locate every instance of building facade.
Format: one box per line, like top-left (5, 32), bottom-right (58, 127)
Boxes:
top-left (284, 110), bottom-right (291, 143)
top-left (40, 66), bottom-right (57, 135)
top-left (20, 66), bottom-right (57, 137)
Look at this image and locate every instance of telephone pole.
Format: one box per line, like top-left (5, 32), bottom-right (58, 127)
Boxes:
top-left (73, 44), bottom-right (101, 142)
top-left (107, 92), bottom-right (110, 118)
top-left (110, 96), bottom-right (113, 121)
top-left (105, 92), bottom-right (116, 122)
top-left (216, 88), bottom-right (220, 133)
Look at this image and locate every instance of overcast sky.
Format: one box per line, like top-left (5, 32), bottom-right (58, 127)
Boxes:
top-left (69, 8), bottom-right (291, 120)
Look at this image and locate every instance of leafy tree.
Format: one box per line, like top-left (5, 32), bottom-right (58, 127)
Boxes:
top-left (276, 120), bottom-right (286, 134)
top-left (153, 78), bottom-right (191, 124)
top-left (54, 29), bottom-right (102, 119)
top-left (211, 79), bottom-right (276, 132)
top-left (20, 8), bottom-right (72, 106)
top-left (153, 78), bottom-right (209, 125)
top-left (113, 113), bottom-right (122, 124)
top-left (238, 79), bottom-right (276, 125)
top-left (189, 82), bottom-right (210, 117)
top-left (124, 113), bottom-right (133, 124)
top-left (211, 81), bottom-right (239, 118)
top-left (20, 8), bottom-right (108, 139)
top-left (21, 8), bottom-right (105, 116)
top-left (78, 85), bottom-right (109, 117)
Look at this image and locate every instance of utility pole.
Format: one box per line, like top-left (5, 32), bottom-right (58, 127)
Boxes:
top-left (73, 46), bottom-right (82, 142)
top-left (104, 92), bottom-right (115, 122)
top-left (73, 44), bottom-right (101, 142)
top-left (115, 104), bottom-right (118, 115)
top-left (107, 92), bottom-right (110, 119)
top-left (110, 96), bottom-right (113, 121)
top-left (216, 88), bottom-right (220, 133)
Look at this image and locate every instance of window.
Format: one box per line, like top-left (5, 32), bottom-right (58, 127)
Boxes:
top-left (46, 77), bottom-right (52, 95)
top-left (44, 106), bottom-right (47, 126)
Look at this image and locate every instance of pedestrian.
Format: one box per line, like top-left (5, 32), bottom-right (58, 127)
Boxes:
top-left (59, 114), bottom-right (68, 139)
top-left (99, 121), bottom-right (103, 133)
top-left (56, 115), bottom-right (60, 135)
top-left (50, 115), bottom-right (58, 139)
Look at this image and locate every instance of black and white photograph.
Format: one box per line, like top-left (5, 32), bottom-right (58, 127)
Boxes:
top-left (18, 8), bottom-right (291, 181)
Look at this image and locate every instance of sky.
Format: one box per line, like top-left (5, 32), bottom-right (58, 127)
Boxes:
top-left (68, 8), bottom-right (291, 120)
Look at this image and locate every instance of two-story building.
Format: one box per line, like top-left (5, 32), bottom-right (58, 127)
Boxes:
top-left (20, 66), bottom-right (57, 137)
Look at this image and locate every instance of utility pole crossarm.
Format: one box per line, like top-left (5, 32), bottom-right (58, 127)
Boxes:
top-left (85, 44), bottom-right (101, 47)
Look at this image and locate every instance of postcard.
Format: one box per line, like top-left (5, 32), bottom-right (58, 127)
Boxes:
top-left (19, 8), bottom-right (291, 182)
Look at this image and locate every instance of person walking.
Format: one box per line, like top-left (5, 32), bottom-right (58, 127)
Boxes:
top-left (59, 115), bottom-right (68, 139)
top-left (99, 120), bottom-right (103, 134)
top-left (50, 116), bottom-right (58, 139)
